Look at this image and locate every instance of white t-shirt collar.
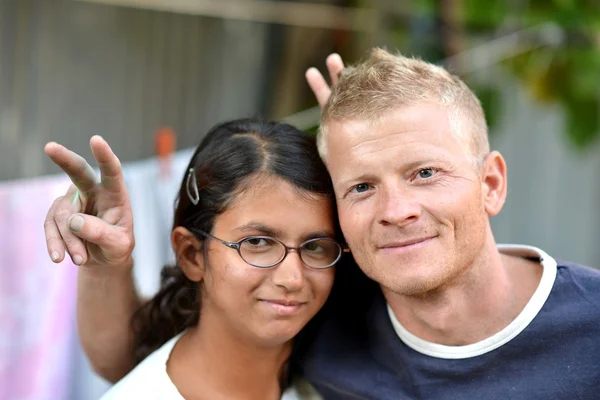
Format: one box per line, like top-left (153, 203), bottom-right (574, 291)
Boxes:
top-left (387, 244), bottom-right (557, 359)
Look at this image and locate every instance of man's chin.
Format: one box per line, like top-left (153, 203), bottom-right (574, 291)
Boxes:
top-left (376, 266), bottom-right (449, 297)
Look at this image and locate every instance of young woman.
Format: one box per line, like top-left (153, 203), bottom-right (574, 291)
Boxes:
top-left (99, 118), bottom-right (346, 399)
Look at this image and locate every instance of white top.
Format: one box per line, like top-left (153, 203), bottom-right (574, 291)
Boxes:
top-left (100, 333), bottom-right (322, 400)
top-left (387, 244), bottom-right (558, 359)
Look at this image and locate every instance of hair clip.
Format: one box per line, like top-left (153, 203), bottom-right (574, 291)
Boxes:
top-left (186, 168), bottom-right (200, 205)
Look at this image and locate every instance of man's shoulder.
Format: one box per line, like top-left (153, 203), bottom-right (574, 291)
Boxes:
top-left (554, 259), bottom-right (600, 308)
top-left (556, 259), bottom-right (600, 276)
top-left (498, 244), bottom-right (600, 307)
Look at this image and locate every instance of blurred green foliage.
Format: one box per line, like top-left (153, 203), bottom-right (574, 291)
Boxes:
top-left (305, 1), bottom-right (599, 148)
top-left (404, 0), bottom-right (600, 149)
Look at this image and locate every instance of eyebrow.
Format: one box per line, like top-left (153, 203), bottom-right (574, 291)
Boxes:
top-left (235, 223), bottom-right (335, 241)
top-left (235, 223), bottom-right (283, 236)
top-left (400, 158), bottom-right (446, 171)
top-left (301, 231), bottom-right (337, 241)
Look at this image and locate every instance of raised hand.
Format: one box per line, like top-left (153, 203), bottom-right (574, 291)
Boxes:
top-left (43, 136), bottom-right (134, 269)
top-left (305, 53), bottom-right (345, 108)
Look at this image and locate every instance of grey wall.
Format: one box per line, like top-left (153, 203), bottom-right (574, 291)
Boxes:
top-left (0, 0), bottom-right (270, 181)
top-left (479, 68), bottom-right (600, 268)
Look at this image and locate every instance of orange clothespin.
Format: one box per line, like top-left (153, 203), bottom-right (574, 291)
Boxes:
top-left (155, 127), bottom-right (176, 179)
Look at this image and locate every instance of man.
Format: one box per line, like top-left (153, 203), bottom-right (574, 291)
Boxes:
top-left (44, 50), bottom-right (600, 398)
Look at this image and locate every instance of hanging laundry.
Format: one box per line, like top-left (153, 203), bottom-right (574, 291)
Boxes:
top-left (0, 147), bottom-right (196, 400)
top-left (124, 148), bottom-right (194, 298)
top-left (0, 175), bottom-right (78, 400)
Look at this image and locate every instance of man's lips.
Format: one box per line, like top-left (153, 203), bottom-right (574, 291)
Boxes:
top-left (378, 236), bottom-right (437, 249)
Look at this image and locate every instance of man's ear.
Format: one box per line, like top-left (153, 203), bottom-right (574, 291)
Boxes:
top-left (171, 227), bottom-right (204, 282)
top-left (480, 151), bottom-right (507, 217)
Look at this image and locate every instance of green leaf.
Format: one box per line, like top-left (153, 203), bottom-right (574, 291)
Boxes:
top-left (562, 96), bottom-right (599, 149)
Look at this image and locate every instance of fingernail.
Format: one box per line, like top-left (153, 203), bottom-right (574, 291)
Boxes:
top-left (69, 215), bottom-right (84, 232)
top-left (73, 255), bottom-right (83, 265)
top-left (51, 252), bottom-right (60, 261)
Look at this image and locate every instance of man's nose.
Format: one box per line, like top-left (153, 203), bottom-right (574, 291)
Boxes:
top-left (377, 185), bottom-right (422, 227)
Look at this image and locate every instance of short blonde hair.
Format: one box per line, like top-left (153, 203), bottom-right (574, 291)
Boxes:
top-left (318, 48), bottom-right (489, 165)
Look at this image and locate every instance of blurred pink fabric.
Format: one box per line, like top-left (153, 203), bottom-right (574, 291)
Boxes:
top-left (0, 175), bottom-right (77, 400)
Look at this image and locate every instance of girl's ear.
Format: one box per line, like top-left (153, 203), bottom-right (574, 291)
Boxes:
top-left (172, 227), bottom-right (204, 282)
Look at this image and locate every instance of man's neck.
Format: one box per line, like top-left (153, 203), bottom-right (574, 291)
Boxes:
top-left (385, 241), bottom-right (544, 346)
top-left (168, 313), bottom-right (290, 400)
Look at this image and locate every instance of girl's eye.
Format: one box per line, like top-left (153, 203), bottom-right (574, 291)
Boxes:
top-left (245, 238), bottom-right (269, 247)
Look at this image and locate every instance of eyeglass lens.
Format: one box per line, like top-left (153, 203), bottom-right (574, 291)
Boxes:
top-left (238, 237), bottom-right (341, 268)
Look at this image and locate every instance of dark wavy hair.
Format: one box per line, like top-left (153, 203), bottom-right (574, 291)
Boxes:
top-left (131, 118), bottom-right (342, 374)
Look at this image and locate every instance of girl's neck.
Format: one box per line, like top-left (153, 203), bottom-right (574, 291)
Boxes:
top-left (167, 315), bottom-right (292, 400)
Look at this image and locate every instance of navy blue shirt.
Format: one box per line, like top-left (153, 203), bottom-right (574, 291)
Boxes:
top-left (301, 246), bottom-right (600, 399)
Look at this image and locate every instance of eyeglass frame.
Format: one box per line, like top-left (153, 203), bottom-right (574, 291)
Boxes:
top-left (191, 229), bottom-right (350, 269)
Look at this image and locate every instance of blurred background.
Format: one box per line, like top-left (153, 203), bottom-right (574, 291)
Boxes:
top-left (0, 0), bottom-right (598, 398)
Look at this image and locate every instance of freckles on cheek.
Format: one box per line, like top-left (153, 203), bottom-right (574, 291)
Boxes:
top-left (211, 262), bottom-right (253, 293)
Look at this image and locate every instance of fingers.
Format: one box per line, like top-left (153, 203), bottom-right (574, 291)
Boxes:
top-left (306, 53), bottom-right (345, 108)
top-left (45, 185), bottom-right (87, 264)
top-left (326, 53), bottom-right (344, 85)
top-left (44, 197), bottom-right (67, 263)
top-left (55, 185), bottom-right (89, 265)
top-left (68, 214), bottom-right (134, 261)
top-left (45, 142), bottom-right (98, 196)
top-left (306, 68), bottom-right (331, 109)
top-left (89, 136), bottom-right (127, 196)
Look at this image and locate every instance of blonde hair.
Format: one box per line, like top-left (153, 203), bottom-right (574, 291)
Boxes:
top-left (318, 48), bottom-right (489, 165)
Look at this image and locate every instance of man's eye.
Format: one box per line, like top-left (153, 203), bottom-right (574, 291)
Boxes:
top-left (418, 168), bottom-right (435, 179)
top-left (351, 183), bottom-right (371, 193)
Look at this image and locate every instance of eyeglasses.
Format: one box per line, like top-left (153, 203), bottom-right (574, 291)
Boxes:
top-left (192, 229), bottom-right (348, 269)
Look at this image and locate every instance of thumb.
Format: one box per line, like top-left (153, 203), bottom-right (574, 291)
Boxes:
top-left (68, 214), bottom-right (134, 259)
top-left (65, 184), bottom-right (88, 214)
